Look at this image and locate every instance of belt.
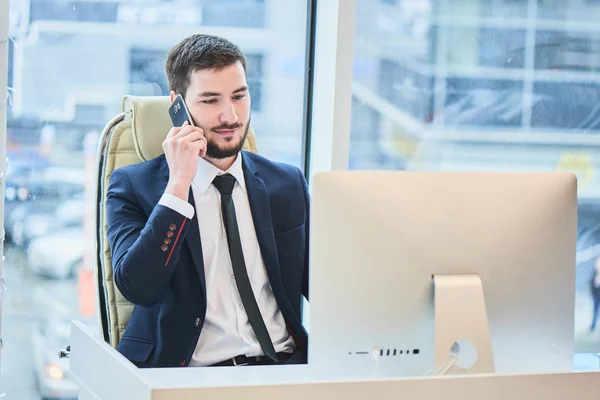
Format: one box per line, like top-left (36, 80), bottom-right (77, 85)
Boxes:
top-left (211, 351), bottom-right (293, 367)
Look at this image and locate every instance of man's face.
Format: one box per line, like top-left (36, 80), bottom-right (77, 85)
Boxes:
top-left (180, 61), bottom-right (250, 159)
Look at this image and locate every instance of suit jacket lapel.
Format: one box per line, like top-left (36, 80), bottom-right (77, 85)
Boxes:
top-left (243, 154), bottom-right (307, 345)
top-left (242, 153), bottom-right (286, 301)
top-left (161, 157), bottom-right (207, 295)
top-left (184, 189), bottom-right (207, 295)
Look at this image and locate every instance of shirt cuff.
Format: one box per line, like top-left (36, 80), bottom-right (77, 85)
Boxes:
top-left (159, 193), bottom-right (195, 220)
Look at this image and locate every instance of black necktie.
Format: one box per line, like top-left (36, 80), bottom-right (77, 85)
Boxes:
top-left (212, 173), bottom-right (279, 362)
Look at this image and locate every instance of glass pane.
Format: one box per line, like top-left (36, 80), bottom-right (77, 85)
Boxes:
top-left (480, 0), bottom-right (528, 18)
top-left (443, 26), bottom-right (527, 69)
top-left (537, 0), bottom-right (600, 22)
top-left (350, 0), bottom-right (600, 355)
top-left (443, 78), bottom-right (523, 128)
top-left (531, 81), bottom-right (600, 131)
top-left (1, 0), bottom-right (310, 397)
top-left (535, 30), bottom-right (600, 72)
top-left (378, 59), bottom-right (434, 122)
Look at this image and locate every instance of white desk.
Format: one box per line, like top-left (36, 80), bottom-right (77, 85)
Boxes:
top-left (69, 320), bottom-right (600, 400)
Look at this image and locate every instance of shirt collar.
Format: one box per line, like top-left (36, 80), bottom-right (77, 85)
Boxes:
top-left (192, 152), bottom-right (246, 195)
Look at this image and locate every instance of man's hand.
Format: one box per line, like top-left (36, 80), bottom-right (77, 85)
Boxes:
top-left (163, 121), bottom-right (207, 201)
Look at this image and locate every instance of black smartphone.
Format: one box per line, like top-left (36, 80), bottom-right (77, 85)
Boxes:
top-left (168, 94), bottom-right (194, 127)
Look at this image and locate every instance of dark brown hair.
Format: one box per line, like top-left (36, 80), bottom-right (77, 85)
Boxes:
top-left (165, 34), bottom-right (246, 97)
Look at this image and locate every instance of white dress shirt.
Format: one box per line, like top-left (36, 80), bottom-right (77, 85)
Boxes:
top-left (158, 153), bottom-right (295, 366)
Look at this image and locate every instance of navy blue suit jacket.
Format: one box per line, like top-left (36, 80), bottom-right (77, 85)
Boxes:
top-left (106, 151), bottom-right (309, 368)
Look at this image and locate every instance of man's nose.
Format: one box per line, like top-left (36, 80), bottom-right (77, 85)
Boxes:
top-left (219, 102), bottom-right (238, 124)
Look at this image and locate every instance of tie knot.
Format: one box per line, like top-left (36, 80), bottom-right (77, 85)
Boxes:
top-left (212, 173), bottom-right (236, 195)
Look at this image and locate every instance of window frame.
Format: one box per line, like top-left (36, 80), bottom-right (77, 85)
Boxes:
top-left (305, 0), bottom-right (355, 184)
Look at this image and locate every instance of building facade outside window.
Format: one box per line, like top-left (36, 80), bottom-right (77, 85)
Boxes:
top-left (350, 0), bottom-right (600, 355)
top-left (1, 1), bottom-right (309, 398)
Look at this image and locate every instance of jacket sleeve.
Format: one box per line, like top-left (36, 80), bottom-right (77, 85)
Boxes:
top-left (299, 168), bottom-right (310, 302)
top-left (106, 168), bottom-right (192, 306)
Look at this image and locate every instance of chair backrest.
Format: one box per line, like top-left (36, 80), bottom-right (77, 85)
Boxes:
top-left (95, 95), bottom-right (259, 347)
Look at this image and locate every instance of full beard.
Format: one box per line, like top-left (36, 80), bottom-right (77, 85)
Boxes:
top-left (206, 121), bottom-right (250, 159)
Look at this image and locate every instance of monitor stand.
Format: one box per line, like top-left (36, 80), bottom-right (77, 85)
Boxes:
top-left (433, 274), bottom-right (495, 375)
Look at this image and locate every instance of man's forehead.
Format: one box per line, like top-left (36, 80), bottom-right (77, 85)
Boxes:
top-left (190, 64), bottom-right (246, 82)
top-left (188, 66), bottom-right (247, 95)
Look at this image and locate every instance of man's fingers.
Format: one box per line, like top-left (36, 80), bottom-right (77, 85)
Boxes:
top-left (166, 120), bottom-right (189, 138)
top-left (196, 135), bottom-right (208, 157)
top-left (173, 125), bottom-right (194, 138)
top-left (163, 124), bottom-right (206, 157)
top-left (182, 130), bottom-right (206, 143)
top-left (199, 147), bottom-right (207, 158)
top-left (174, 125), bottom-right (203, 139)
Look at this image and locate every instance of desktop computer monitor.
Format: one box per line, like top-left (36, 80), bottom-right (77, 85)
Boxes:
top-left (308, 171), bottom-right (576, 379)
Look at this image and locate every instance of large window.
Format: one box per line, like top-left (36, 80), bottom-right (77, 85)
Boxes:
top-left (350, 0), bottom-right (600, 353)
top-left (1, 0), bottom-right (310, 398)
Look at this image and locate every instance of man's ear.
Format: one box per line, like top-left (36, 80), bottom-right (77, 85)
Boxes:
top-left (169, 90), bottom-right (176, 103)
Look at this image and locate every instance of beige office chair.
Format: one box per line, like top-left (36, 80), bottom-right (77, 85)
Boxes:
top-left (95, 95), bottom-right (259, 347)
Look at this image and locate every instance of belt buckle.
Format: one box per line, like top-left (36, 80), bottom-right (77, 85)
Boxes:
top-left (232, 357), bottom-right (249, 367)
